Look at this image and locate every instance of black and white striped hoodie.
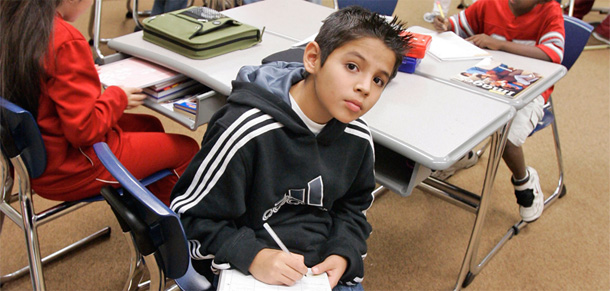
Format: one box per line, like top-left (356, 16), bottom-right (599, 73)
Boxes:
top-left (170, 61), bottom-right (375, 286)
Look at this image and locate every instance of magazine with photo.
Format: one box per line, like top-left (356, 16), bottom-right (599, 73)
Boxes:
top-left (452, 58), bottom-right (543, 98)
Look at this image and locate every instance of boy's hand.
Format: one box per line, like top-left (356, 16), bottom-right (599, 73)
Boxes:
top-left (433, 15), bottom-right (449, 32)
top-left (466, 34), bottom-right (501, 50)
top-left (119, 86), bottom-right (147, 110)
top-left (249, 249), bottom-right (308, 286)
top-left (311, 255), bottom-right (348, 288)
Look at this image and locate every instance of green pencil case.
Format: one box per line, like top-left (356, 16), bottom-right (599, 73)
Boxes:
top-left (142, 6), bottom-right (263, 60)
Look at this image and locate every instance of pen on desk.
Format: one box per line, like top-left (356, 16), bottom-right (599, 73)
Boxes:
top-left (263, 223), bottom-right (290, 255)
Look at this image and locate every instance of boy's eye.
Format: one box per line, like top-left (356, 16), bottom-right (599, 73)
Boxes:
top-left (373, 77), bottom-right (385, 87)
top-left (346, 63), bottom-right (358, 71)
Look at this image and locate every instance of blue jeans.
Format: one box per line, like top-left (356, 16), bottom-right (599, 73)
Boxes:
top-left (151, 0), bottom-right (188, 16)
top-left (333, 283), bottom-right (365, 291)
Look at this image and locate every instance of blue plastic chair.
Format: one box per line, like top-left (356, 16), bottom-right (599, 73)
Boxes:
top-left (333, 0), bottom-right (398, 16)
top-left (93, 141), bottom-right (211, 291)
top-left (0, 98), bottom-right (111, 290)
top-left (0, 97), bottom-right (175, 290)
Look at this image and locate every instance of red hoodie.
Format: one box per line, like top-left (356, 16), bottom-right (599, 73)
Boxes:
top-left (33, 14), bottom-right (128, 197)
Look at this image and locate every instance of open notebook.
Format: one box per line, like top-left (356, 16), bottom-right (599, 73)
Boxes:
top-left (218, 268), bottom-right (331, 291)
top-left (408, 26), bottom-right (490, 61)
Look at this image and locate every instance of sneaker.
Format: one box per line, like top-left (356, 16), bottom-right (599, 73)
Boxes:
top-left (430, 150), bottom-right (479, 180)
top-left (513, 166), bottom-right (544, 222)
top-left (423, 12), bottom-right (436, 23)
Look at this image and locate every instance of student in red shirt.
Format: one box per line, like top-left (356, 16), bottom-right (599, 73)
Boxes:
top-left (0, 0), bottom-right (199, 205)
top-left (433, 0), bottom-right (565, 222)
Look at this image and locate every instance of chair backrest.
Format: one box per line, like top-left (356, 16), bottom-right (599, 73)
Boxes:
top-left (562, 15), bottom-right (594, 70)
top-left (93, 142), bottom-right (189, 279)
top-left (529, 15), bottom-right (593, 135)
top-left (334, 0), bottom-right (397, 16)
top-left (0, 97), bottom-right (46, 178)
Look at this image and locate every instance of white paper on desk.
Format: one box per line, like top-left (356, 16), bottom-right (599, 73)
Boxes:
top-left (408, 27), bottom-right (490, 61)
top-left (218, 268), bottom-right (331, 291)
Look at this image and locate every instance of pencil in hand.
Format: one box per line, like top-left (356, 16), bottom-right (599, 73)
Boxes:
top-left (434, 1), bottom-right (448, 32)
top-left (436, 1), bottom-right (445, 20)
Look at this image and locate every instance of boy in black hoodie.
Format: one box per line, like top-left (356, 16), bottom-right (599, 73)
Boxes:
top-left (170, 6), bottom-right (411, 290)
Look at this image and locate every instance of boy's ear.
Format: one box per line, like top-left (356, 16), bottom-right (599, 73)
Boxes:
top-left (303, 41), bottom-right (321, 74)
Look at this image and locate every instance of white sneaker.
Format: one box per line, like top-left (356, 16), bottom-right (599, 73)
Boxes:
top-left (423, 12), bottom-right (436, 23)
top-left (514, 167), bottom-right (544, 222)
top-left (430, 150), bottom-right (479, 180)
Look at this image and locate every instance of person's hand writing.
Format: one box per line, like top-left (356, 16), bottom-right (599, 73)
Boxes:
top-left (249, 249), bottom-right (308, 286)
top-left (433, 15), bottom-right (449, 32)
top-left (120, 86), bottom-right (146, 110)
top-left (466, 34), bottom-right (502, 50)
top-left (311, 255), bottom-right (348, 289)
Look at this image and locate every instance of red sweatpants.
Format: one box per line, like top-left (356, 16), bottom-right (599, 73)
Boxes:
top-left (63, 113), bottom-right (198, 205)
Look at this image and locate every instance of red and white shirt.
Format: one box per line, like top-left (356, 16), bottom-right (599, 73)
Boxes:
top-left (448, 0), bottom-right (565, 101)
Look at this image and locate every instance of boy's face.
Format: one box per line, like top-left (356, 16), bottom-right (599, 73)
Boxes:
top-left (304, 37), bottom-right (396, 124)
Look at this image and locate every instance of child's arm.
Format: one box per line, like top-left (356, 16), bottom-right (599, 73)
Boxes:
top-left (171, 111), bottom-right (303, 279)
top-left (170, 116), bottom-right (260, 272)
top-left (46, 38), bottom-right (128, 147)
top-left (249, 249), bottom-right (308, 286)
top-left (316, 136), bottom-right (376, 286)
top-left (465, 34), bottom-right (552, 61)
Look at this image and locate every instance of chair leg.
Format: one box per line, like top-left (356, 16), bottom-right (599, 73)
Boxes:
top-left (9, 155), bottom-right (47, 290)
top-left (546, 99), bottom-right (566, 202)
top-left (1, 158), bottom-right (111, 288)
top-left (0, 227), bottom-right (110, 286)
top-left (0, 158), bottom-right (11, 235)
top-left (144, 253), bottom-right (166, 291)
top-left (123, 232), bottom-right (147, 291)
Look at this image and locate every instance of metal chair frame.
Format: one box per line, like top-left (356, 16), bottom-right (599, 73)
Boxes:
top-left (0, 98), bottom-right (111, 290)
top-left (89, 0), bottom-right (150, 64)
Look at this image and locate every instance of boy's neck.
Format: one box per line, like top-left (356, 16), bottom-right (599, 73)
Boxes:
top-left (508, 1), bottom-right (540, 17)
top-left (289, 77), bottom-right (332, 124)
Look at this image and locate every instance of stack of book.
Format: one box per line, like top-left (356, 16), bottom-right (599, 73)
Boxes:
top-left (143, 76), bottom-right (207, 103)
top-left (172, 97), bottom-right (198, 119)
top-left (98, 57), bottom-right (207, 103)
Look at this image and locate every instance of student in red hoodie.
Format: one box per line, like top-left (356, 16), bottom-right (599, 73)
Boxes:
top-left (0, 0), bottom-right (199, 205)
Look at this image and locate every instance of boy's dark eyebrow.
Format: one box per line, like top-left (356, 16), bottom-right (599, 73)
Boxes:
top-left (346, 51), bottom-right (391, 79)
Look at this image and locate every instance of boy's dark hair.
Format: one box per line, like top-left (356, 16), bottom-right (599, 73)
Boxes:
top-left (314, 6), bottom-right (412, 80)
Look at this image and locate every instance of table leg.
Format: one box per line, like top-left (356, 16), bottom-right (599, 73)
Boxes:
top-left (453, 121), bottom-right (511, 290)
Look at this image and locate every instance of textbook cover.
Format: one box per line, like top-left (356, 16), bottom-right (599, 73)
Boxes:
top-left (452, 58), bottom-right (543, 98)
top-left (173, 98), bottom-right (197, 114)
